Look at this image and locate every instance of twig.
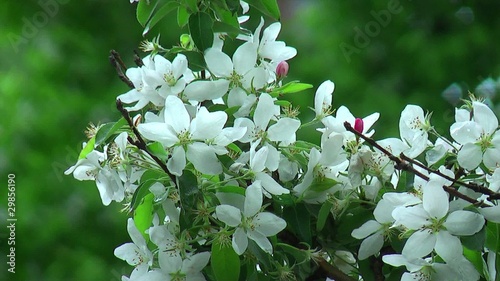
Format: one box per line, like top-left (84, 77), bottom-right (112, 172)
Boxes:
top-left (343, 122), bottom-right (490, 207)
top-left (314, 257), bottom-right (356, 281)
top-left (116, 99), bottom-right (176, 183)
top-left (134, 50), bottom-right (144, 67)
top-left (109, 50), bottom-right (134, 88)
top-left (400, 154), bottom-right (500, 201)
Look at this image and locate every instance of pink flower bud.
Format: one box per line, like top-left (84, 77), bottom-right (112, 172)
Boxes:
top-left (354, 118), bottom-right (364, 134)
top-left (276, 61), bottom-right (289, 80)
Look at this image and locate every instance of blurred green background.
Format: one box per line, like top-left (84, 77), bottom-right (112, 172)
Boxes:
top-left (1, 0), bottom-right (499, 280)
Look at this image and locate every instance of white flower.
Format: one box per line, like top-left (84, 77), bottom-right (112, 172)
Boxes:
top-left (314, 80), bottom-right (335, 119)
top-left (235, 93), bottom-right (300, 145)
top-left (65, 148), bottom-right (124, 206)
top-left (399, 105), bottom-right (432, 158)
top-left (137, 95), bottom-right (242, 176)
top-left (215, 181), bottom-right (287, 255)
top-left (293, 134), bottom-right (347, 202)
top-left (320, 106), bottom-right (380, 148)
top-left (382, 254), bottom-right (479, 281)
top-left (114, 218), bottom-right (153, 268)
top-left (138, 251), bottom-right (211, 281)
top-left (117, 55), bottom-right (186, 111)
top-left (392, 178), bottom-right (485, 262)
top-left (205, 42), bottom-right (268, 92)
top-left (450, 101), bottom-right (500, 170)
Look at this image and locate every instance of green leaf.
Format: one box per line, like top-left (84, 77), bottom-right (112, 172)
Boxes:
top-left (147, 141), bottom-right (169, 162)
top-left (78, 136), bottom-right (95, 160)
top-left (316, 201), bottom-right (333, 231)
top-left (463, 247), bottom-right (484, 278)
top-left (143, 1), bottom-right (179, 35)
top-left (217, 185), bottom-right (245, 196)
top-left (277, 243), bottom-right (309, 263)
top-left (137, 0), bottom-right (158, 27)
top-left (212, 241), bottom-right (240, 281)
top-left (188, 12), bottom-right (214, 52)
top-left (270, 81), bottom-right (313, 97)
top-left (182, 51), bottom-right (206, 71)
top-left (274, 100), bottom-right (291, 107)
top-left (246, 0), bottom-right (280, 20)
top-left (130, 178), bottom-right (159, 212)
top-left (178, 170), bottom-right (200, 212)
top-left (309, 177), bottom-right (338, 193)
top-left (177, 5), bottom-right (189, 27)
top-left (461, 225), bottom-right (485, 251)
top-left (134, 193), bottom-right (155, 241)
top-left (283, 204), bottom-right (312, 244)
top-left (486, 222), bottom-right (500, 253)
top-left (95, 117), bottom-right (127, 146)
top-left (184, 0), bottom-right (198, 12)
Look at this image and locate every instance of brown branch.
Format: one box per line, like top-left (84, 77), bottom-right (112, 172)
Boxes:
top-left (134, 50), bottom-right (144, 67)
top-left (400, 154), bottom-right (500, 201)
top-left (109, 50), bottom-right (134, 88)
top-left (343, 121), bottom-right (490, 207)
top-left (316, 257), bottom-right (356, 281)
top-left (116, 99), bottom-right (176, 183)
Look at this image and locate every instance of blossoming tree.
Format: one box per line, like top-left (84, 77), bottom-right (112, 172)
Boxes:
top-left (66, 1), bottom-right (500, 280)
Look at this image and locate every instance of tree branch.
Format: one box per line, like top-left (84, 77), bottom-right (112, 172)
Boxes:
top-left (116, 99), bottom-right (176, 183)
top-left (343, 121), bottom-right (490, 207)
top-left (316, 257), bottom-right (356, 281)
top-left (109, 50), bottom-right (134, 88)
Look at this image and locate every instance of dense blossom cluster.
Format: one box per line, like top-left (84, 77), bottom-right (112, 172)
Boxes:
top-left (66, 1), bottom-right (500, 280)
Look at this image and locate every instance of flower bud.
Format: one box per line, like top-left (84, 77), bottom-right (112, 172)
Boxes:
top-left (276, 61), bottom-right (289, 80)
top-left (441, 82), bottom-right (462, 106)
top-left (354, 118), bottom-right (364, 134)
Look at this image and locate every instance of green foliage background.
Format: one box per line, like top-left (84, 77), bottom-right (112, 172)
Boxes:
top-left (0, 0), bottom-right (499, 280)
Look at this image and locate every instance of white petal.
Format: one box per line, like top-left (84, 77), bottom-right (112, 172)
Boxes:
top-left (137, 122), bottom-right (178, 147)
top-left (205, 48), bottom-right (232, 77)
top-left (164, 95), bottom-right (190, 133)
top-left (191, 107), bottom-right (227, 140)
top-left (435, 231), bottom-right (462, 262)
top-left (479, 205), bottom-right (500, 223)
top-left (267, 118), bottom-right (300, 142)
top-left (233, 42), bottom-right (257, 75)
top-left (186, 142), bottom-right (222, 175)
top-left (181, 252), bottom-right (211, 274)
top-left (457, 142), bottom-right (482, 170)
top-left (167, 146), bottom-right (186, 176)
top-left (232, 227), bottom-right (248, 255)
top-left (422, 181), bottom-right (449, 219)
top-left (247, 229), bottom-right (273, 254)
top-left (473, 101), bottom-right (498, 134)
top-left (256, 172), bottom-right (289, 195)
top-left (402, 229), bottom-right (435, 259)
top-left (254, 93), bottom-right (275, 130)
top-left (114, 243), bottom-right (141, 265)
top-left (358, 232), bottom-right (384, 260)
top-left (244, 181), bottom-right (263, 217)
top-left (392, 205), bottom-right (429, 229)
top-left (216, 205), bottom-right (242, 227)
top-left (352, 220), bottom-right (381, 239)
top-left (444, 210), bottom-right (485, 236)
top-left (484, 144), bottom-right (500, 169)
top-left (250, 145), bottom-right (268, 172)
top-left (314, 80), bottom-right (334, 116)
top-left (183, 79), bottom-right (230, 101)
top-left (253, 212), bottom-right (286, 236)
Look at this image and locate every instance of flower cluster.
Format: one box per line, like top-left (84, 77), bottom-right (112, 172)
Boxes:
top-left (66, 1), bottom-right (500, 280)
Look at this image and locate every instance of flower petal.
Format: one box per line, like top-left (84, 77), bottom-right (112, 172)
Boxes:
top-left (444, 210), bottom-right (484, 236)
top-left (402, 229), bottom-right (435, 259)
top-left (216, 205), bottom-right (242, 227)
top-left (244, 181), bottom-right (263, 217)
top-left (253, 212), bottom-right (286, 236)
top-left (358, 232), bottom-right (384, 260)
top-left (232, 227), bottom-right (248, 255)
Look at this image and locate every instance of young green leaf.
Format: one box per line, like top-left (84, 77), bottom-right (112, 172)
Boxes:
top-left (137, 0), bottom-right (158, 27)
top-left (143, 1), bottom-right (179, 35)
top-left (134, 193), bottom-right (155, 241)
top-left (188, 12), bottom-right (214, 52)
top-left (78, 136), bottom-right (96, 160)
top-left (147, 141), bottom-right (169, 162)
top-left (95, 117), bottom-right (127, 146)
top-left (316, 201), bottom-right (333, 231)
top-left (212, 240), bottom-right (240, 281)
